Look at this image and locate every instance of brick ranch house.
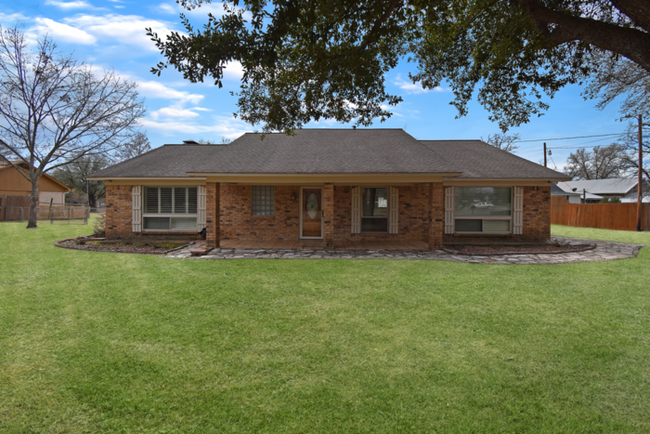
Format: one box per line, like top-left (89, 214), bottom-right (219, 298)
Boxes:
top-left (88, 129), bottom-right (570, 249)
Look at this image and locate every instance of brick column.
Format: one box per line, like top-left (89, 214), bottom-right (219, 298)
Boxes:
top-left (206, 182), bottom-right (220, 248)
top-left (323, 183), bottom-right (335, 248)
top-left (428, 182), bottom-right (444, 250)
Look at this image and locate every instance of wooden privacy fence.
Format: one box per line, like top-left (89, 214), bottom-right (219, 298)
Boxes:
top-left (551, 196), bottom-right (650, 231)
top-left (0, 195), bottom-right (30, 221)
top-left (0, 195), bottom-right (89, 224)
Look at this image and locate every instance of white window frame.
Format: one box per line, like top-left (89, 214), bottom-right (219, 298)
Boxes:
top-left (452, 186), bottom-right (514, 234)
top-left (142, 186), bottom-right (199, 232)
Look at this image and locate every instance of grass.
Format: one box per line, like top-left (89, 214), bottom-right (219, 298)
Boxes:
top-left (1, 221), bottom-right (649, 433)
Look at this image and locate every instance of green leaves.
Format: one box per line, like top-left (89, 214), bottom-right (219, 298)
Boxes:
top-left (150, 0), bottom-right (649, 132)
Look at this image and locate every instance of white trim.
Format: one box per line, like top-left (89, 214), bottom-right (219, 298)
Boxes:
top-left (388, 186), bottom-right (398, 234)
top-left (132, 185), bottom-right (141, 232)
top-left (351, 186), bottom-right (361, 234)
top-left (444, 186), bottom-right (454, 234)
top-left (299, 187), bottom-right (324, 239)
top-left (197, 185), bottom-right (206, 231)
top-left (513, 186), bottom-right (524, 235)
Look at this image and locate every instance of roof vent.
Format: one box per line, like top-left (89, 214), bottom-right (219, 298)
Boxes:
top-left (183, 140), bottom-right (199, 145)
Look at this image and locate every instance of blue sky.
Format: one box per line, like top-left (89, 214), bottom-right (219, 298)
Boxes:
top-left (0, 0), bottom-right (633, 171)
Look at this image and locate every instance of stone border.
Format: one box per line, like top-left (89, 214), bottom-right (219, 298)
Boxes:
top-left (165, 236), bottom-right (644, 265)
top-left (442, 243), bottom-right (596, 256)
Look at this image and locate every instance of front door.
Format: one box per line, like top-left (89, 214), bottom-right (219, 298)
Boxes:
top-left (301, 188), bottom-right (322, 238)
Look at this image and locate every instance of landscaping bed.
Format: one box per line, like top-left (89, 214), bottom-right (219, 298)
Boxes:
top-left (443, 242), bottom-right (596, 256)
top-left (56, 236), bottom-right (187, 255)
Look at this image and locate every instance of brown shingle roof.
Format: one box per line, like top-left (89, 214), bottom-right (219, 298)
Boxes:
top-left (89, 129), bottom-right (569, 180)
top-left (420, 140), bottom-right (570, 180)
top-left (187, 129), bottom-right (460, 174)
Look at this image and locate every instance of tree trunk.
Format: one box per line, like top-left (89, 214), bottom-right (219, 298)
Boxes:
top-left (27, 179), bottom-right (39, 228)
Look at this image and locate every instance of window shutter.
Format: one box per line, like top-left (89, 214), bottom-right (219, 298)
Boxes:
top-left (197, 185), bottom-right (206, 231)
top-left (132, 186), bottom-right (142, 232)
top-left (513, 186), bottom-right (523, 235)
top-left (388, 186), bottom-right (398, 234)
top-left (351, 186), bottom-right (361, 234)
top-left (444, 187), bottom-right (454, 234)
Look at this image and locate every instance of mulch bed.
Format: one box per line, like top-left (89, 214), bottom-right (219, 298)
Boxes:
top-left (443, 243), bottom-right (596, 256)
top-left (55, 237), bottom-right (185, 255)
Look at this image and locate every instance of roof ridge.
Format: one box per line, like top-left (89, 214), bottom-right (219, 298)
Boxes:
top-left (242, 128), bottom-right (406, 134)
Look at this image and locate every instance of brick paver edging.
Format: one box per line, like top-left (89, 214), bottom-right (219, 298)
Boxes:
top-left (166, 236), bottom-right (644, 265)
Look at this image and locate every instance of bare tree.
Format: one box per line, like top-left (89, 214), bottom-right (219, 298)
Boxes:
top-left (116, 132), bottom-right (152, 161)
top-left (0, 27), bottom-right (145, 228)
top-left (481, 133), bottom-right (520, 153)
top-left (616, 120), bottom-right (650, 183)
top-left (564, 144), bottom-right (628, 180)
top-left (583, 52), bottom-right (650, 115)
top-left (197, 137), bottom-right (232, 145)
top-left (51, 155), bottom-right (110, 207)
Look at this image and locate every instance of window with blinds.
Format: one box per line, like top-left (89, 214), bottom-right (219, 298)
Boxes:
top-left (453, 187), bottom-right (512, 233)
top-left (251, 186), bottom-right (274, 216)
top-left (143, 186), bottom-right (198, 231)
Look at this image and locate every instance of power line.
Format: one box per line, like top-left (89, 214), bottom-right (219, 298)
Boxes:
top-left (514, 132), bottom-right (625, 143)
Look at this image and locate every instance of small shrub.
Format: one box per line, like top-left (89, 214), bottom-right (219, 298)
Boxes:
top-left (93, 214), bottom-right (106, 237)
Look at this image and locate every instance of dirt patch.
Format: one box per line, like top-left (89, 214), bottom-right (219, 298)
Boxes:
top-left (443, 243), bottom-right (596, 256)
top-left (56, 237), bottom-right (187, 255)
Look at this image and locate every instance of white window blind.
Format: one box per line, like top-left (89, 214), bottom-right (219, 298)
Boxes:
top-left (388, 187), bottom-right (398, 234)
top-left (351, 186), bottom-right (361, 234)
top-left (132, 185), bottom-right (141, 232)
top-left (197, 185), bottom-right (206, 231)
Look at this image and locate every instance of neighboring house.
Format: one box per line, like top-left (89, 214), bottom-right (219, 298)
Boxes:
top-left (0, 161), bottom-right (70, 203)
top-left (88, 129), bottom-right (570, 249)
top-left (556, 178), bottom-right (648, 204)
top-left (551, 183), bottom-right (582, 202)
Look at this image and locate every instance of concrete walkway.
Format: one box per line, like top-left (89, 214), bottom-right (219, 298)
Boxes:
top-left (166, 236), bottom-right (644, 264)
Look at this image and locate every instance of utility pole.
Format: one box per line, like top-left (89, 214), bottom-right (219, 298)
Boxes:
top-left (543, 142), bottom-right (547, 168)
top-left (637, 114), bottom-right (643, 231)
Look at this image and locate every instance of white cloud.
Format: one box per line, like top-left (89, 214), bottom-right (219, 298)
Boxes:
top-left (133, 79), bottom-right (204, 104)
top-left (140, 115), bottom-right (248, 140)
top-left (45, 0), bottom-right (97, 10)
top-left (158, 3), bottom-right (177, 14)
top-left (61, 14), bottom-right (177, 51)
top-left (394, 74), bottom-right (448, 94)
top-left (158, 2), bottom-right (227, 17)
top-left (223, 61), bottom-right (244, 80)
top-left (32, 17), bottom-right (97, 44)
top-left (0, 12), bottom-right (27, 22)
top-left (150, 107), bottom-right (203, 120)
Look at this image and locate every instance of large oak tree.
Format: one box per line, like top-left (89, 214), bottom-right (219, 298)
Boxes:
top-left (148, 0), bottom-right (650, 132)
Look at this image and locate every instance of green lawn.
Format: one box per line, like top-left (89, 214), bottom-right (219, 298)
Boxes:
top-left (1, 221), bottom-right (649, 433)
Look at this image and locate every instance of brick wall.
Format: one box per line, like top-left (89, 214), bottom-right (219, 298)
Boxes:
top-left (220, 184), bottom-right (301, 241)
top-left (332, 185), bottom-right (432, 242)
top-left (522, 186), bottom-right (551, 241)
top-left (106, 183), bottom-right (551, 245)
top-left (105, 184), bottom-right (133, 238)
